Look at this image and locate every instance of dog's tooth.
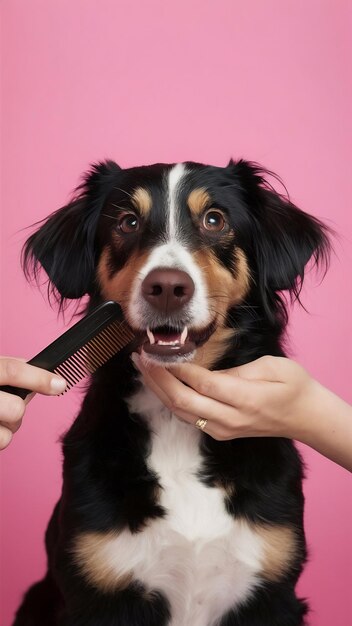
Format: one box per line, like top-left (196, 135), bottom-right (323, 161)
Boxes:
top-left (180, 326), bottom-right (188, 345)
top-left (147, 327), bottom-right (155, 345)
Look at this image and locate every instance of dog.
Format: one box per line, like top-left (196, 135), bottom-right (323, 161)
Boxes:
top-left (13, 159), bottom-right (330, 626)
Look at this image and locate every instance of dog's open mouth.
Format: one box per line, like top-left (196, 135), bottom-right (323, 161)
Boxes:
top-left (141, 319), bottom-right (217, 358)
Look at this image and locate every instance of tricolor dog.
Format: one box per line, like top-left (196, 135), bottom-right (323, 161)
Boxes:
top-left (14, 159), bottom-right (330, 626)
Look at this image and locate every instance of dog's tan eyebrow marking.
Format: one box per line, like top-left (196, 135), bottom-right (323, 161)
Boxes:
top-left (131, 187), bottom-right (152, 217)
top-left (187, 188), bottom-right (211, 217)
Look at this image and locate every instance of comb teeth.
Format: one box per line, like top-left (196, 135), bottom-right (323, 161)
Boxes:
top-left (54, 319), bottom-right (135, 392)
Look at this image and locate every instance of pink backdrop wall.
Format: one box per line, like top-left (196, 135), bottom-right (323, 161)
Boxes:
top-left (1, 1), bottom-right (351, 624)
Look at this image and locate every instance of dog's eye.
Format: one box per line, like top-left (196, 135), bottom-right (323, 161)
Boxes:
top-left (202, 210), bottom-right (226, 233)
top-left (117, 213), bottom-right (140, 234)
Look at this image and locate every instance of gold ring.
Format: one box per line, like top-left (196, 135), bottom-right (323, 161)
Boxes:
top-left (195, 418), bottom-right (208, 431)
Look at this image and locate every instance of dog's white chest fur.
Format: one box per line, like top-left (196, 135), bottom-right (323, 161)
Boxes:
top-left (123, 384), bottom-right (263, 625)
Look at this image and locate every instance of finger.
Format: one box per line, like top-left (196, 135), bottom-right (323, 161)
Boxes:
top-left (0, 391), bottom-right (25, 424)
top-left (132, 356), bottom-right (245, 440)
top-left (0, 418), bottom-right (23, 434)
top-left (166, 361), bottom-right (256, 408)
top-left (0, 358), bottom-right (66, 395)
top-left (219, 356), bottom-right (287, 382)
top-left (24, 392), bottom-right (36, 406)
top-left (133, 356), bottom-right (243, 428)
top-left (137, 366), bottom-right (174, 408)
top-left (136, 365), bottom-right (233, 438)
top-left (194, 419), bottom-right (235, 441)
top-left (0, 425), bottom-right (14, 450)
top-left (133, 359), bottom-right (196, 422)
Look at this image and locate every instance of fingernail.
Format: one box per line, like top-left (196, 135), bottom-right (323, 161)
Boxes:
top-left (50, 376), bottom-right (67, 393)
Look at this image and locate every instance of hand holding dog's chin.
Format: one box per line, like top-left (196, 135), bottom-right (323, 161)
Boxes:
top-left (132, 353), bottom-right (314, 439)
top-left (133, 354), bottom-right (352, 472)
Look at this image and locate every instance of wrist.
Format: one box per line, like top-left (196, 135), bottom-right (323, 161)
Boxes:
top-left (290, 379), bottom-right (328, 444)
top-left (291, 380), bottom-right (352, 471)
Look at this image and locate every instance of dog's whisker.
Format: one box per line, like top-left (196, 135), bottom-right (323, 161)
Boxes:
top-left (113, 187), bottom-right (135, 200)
top-left (207, 294), bottom-right (230, 300)
top-left (110, 203), bottom-right (131, 211)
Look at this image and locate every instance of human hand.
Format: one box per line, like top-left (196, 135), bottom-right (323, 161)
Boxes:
top-left (0, 358), bottom-right (66, 450)
top-left (131, 354), bottom-right (316, 442)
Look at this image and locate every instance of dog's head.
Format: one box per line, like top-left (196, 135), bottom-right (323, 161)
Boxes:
top-left (23, 160), bottom-right (330, 366)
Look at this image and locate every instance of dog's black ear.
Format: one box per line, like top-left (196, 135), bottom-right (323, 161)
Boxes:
top-left (229, 159), bottom-right (331, 309)
top-left (22, 160), bottom-right (121, 307)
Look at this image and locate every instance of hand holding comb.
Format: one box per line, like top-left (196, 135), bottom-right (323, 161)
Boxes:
top-left (0, 302), bottom-right (137, 400)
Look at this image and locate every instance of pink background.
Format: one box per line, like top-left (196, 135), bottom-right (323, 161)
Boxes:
top-left (1, 1), bottom-right (351, 624)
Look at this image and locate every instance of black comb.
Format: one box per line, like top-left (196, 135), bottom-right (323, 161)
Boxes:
top-left (0, 301), bottom-right (137, 400)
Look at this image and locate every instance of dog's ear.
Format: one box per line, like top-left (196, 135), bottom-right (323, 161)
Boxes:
top-left (22, 160), bottom-right (121, 306)
top-left (229, 159), bottom-right (331, 309)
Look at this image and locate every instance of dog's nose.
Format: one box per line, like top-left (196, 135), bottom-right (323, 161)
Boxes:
top-left (141, 269), bottom-right (195, 313)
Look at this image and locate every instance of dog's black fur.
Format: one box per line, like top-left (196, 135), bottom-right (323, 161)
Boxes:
top-left (13, 160), bottom-right (330, 626)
